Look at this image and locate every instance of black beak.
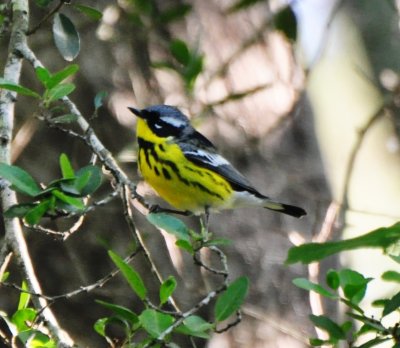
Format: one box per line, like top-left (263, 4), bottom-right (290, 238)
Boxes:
top-left (128, 107), bottom-right (144, 118)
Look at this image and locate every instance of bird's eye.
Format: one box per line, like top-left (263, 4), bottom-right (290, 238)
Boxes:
top-left (154, 123), bottom-right (162, 129)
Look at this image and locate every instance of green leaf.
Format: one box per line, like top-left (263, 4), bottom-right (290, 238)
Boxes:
top-left (147, 213), bottom-right (191, 242)
top-left (309, 315), bottom-right (345, 340)
top-left (59, 153), bottom-right (75, 179)
top-left (160, 276), bottom-right (177, 305)
top-left (93, 317), bottom-right (109, 337)
top-left (0, 79), bottom-right (40, 98)
top-left (18, 281), bottom-right (30, 310)
top-left (95, 300), bottom-right (139, 325)
top-left (382, 291), bottom-right (400, 317)
top-left (175, 239), bottom-right (194, 254)
top-left (286, 223), bottom-right (400, 264)
top-left (382, 270), bottom-right (400, 283)
top-left (73, 5), bottom-right (103, 21)
top-left (108, 250), bottom-right (147, 300)
top-left (34, 0), bottom-right (55, 7)
top-left (51, 113), bottom-right (79, 124)
top-left (215, 276), bottom-right (249, 322)
top-left (309, 338), bottom-right (327, 346)
top-left (35, 67), bottom-right (51, 86)
top-left (389, 254), bottom-right (400, 264)
top-left (159, 4), bottom-right (192, 23)
top-left (226, 0), bottom-right (263, 13)
top-left (170, 39), bottom-right (190, 66)
top-left (339, 269), bottom-right (371, 304)
top-left (52, 190), bottom-right (85, 209)
top-left (75, 165), bottom-right (102, 195)
top-left (25, 200), bottom-right (51, 225)
top-left (175, 315), bottom-right (213, 339)
top-left (346, 312), bottom-right (386, 332)
top-left (292, 278), bottom-right (337, 299)
top-left (273, 6), bottom-right (297, 41)
top-left (326, 269), bottom-right (340, 290)
top-left (46, 83), bottom-right (75, 104)
top-left (11, 308), bottom-right (37, 332)
top-left (4, 203), bottom-right (37, 218)
top-left (184, 54), bottom-right (203, 90)
top-left (46, 64), bottom-right (79, 89)
top-left (0, 163), bottom-right (41, 196)
top-left (356, 338), bottom-right (392, 348)
top-left (94, 91), bottom-right (107, 110)
top-left (53, 13), bottom-right (80, 61)
top-left (203, 238), bottom-right (232, 247)
top-left (139, 309), bottom-right (174, 338)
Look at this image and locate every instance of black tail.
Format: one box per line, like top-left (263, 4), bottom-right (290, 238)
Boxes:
top-left (264, 201), bottom-right (307, 218)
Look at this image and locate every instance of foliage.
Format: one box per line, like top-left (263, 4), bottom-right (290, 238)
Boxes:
top-left (91, 216), bottom-right (249, 346)
top-left (0, 153), bottom-right (101, 225)
top-left (289, 227), bottom-right (400, 347)
top-left (0, 282), bottom-right (56, 347)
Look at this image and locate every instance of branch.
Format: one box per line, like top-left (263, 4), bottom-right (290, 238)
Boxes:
top-left (0, 0), bottom-right (74, 346)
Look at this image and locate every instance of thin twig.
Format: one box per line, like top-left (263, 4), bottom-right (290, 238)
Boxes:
top-left (1, 249), bottom-right (140, 301)
top-left (26, 0), bottom-right (66, 36)
top-left (120, 184), bottom-right (182, 313)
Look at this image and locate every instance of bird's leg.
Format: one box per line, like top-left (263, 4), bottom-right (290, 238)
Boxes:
top-left (201, 206), bottom-right (210, 241)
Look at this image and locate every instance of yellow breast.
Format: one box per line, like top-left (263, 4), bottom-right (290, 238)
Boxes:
top-left (136, 119), bottom-right (233, 214)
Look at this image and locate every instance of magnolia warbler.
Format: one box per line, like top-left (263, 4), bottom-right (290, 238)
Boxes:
top-left (129, 105), bottom-right (306, 218)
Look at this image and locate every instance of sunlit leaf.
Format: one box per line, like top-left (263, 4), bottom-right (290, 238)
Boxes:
top-left (11, 308), bottom-right (37, 332)
top-left (17, 281), bottom-right (30, 310)
top-left (53, 13), bottom-right (80, 61)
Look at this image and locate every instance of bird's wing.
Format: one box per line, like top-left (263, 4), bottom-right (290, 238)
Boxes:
top-left (178, 132), bottom-right (263, 197)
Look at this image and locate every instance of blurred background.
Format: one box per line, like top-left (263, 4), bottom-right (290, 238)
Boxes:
top-left (1, 0), bottom-right (400, 346)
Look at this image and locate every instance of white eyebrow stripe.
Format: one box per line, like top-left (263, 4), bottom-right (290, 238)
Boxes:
top-left (185, 150), bottom-right (230, 166)
top-left (161, 116), bottom-right (187, 128)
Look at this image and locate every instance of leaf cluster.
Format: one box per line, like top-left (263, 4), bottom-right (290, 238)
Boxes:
top-left (0, 153), bottom-right (101, 225)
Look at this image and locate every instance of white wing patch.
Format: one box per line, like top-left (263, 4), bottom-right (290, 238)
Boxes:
top-left (184, 149), bottom-right (230, 167)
